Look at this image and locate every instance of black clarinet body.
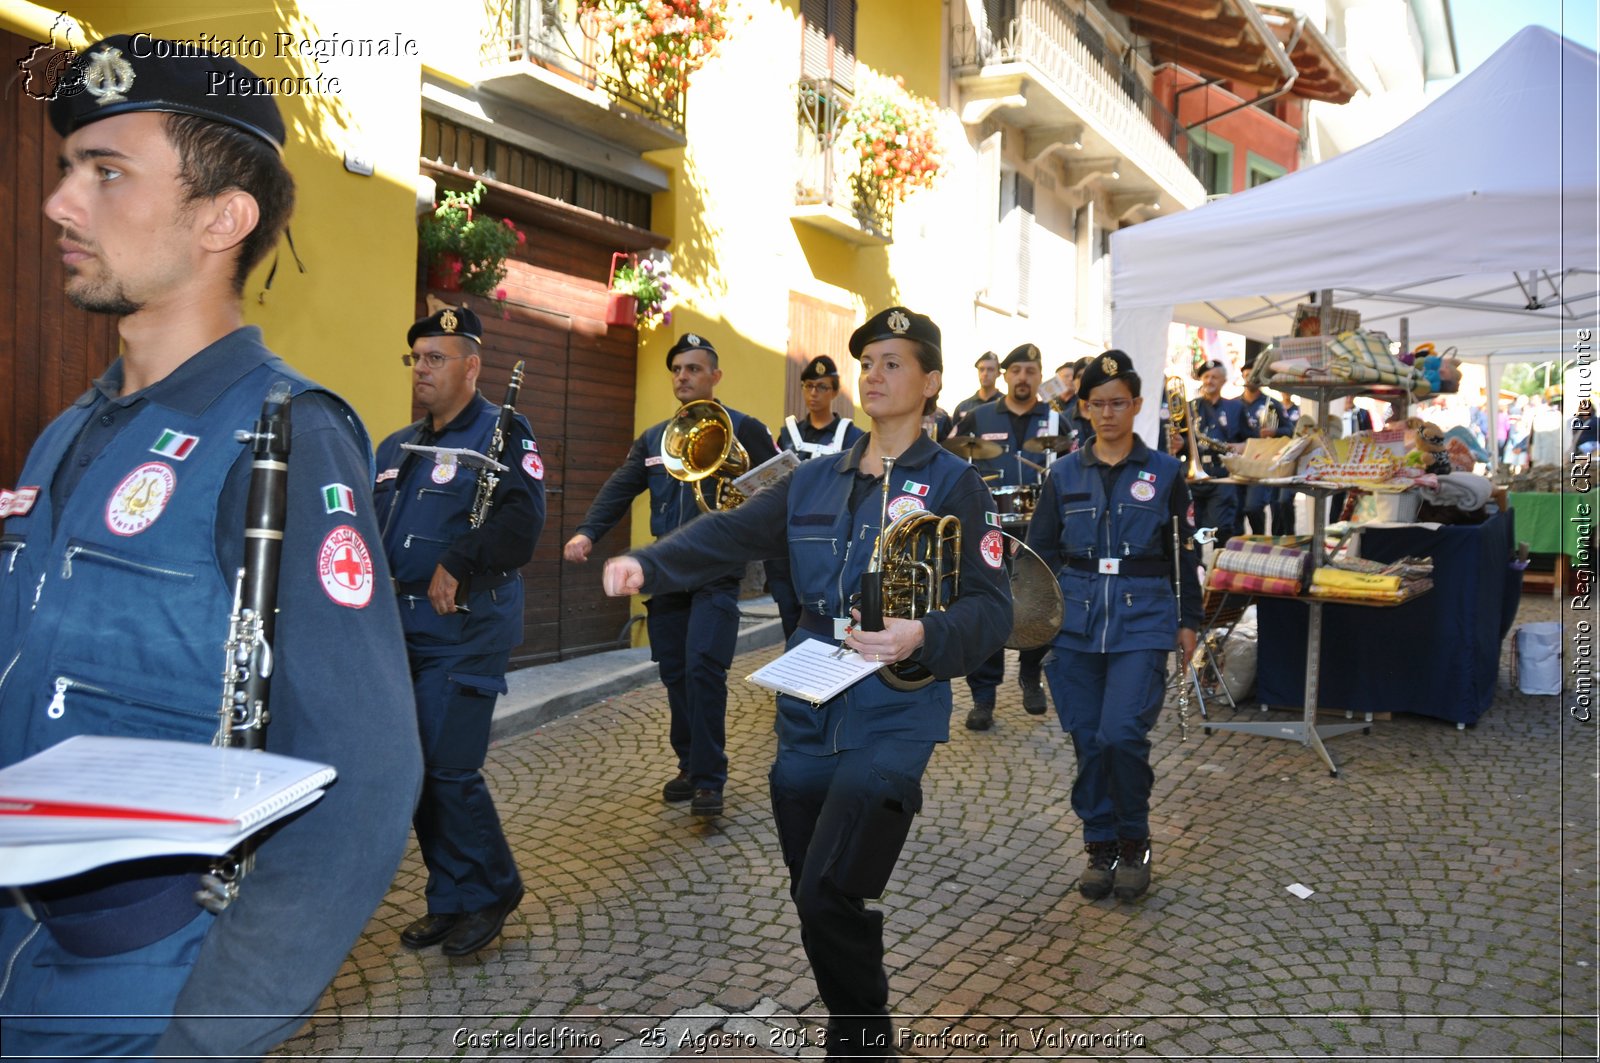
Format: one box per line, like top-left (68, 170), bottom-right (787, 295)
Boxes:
top-left (455, 359), bottom-right (526, 610)
top-left (217, 380), bottom-right (293, 750)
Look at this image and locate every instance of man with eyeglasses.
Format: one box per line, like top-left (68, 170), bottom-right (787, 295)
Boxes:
top-left (374, 305), bottom-right (546, 957)
top-left (563, 333), bottom-right (778, 817)
top-left (952, 343), bottom-right (1060, 729)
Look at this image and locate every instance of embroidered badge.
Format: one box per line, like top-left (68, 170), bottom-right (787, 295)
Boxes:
top-left (901, 480), bottom-right (929, 497)
top-left (317, 525), bottom-right (374, 608)
top-left (376, 468), bottom-right (398, 484)
top-left (0, 487), bottom-right (39, 518)
top-left (522, 452), bottom-right (544, 481)
top-left (149, 429), bottom-right (199, 461)
top-left (644, 455), bottom-right (665, 467)
top-left (984, 511), bottom-right (1000, 527)
top-left (322, 483), bottom-right (356, 515)
top-left (980, 530), bottom-right (1005, 569)
top-left (1130, 480), bottom-right (1156, 502)
top-left (522, 438), bottom-right (535, 451)
top-left (105, 462), bottom-right (176, 536)
top-left (431, 461), bottom-right (457, 485)
top-left (980, 432), bottom-right (1009, 441)
top-left (1137, 470), bottom-right (1157, 483)
top-left (887, 495), bottom-right (924, 521)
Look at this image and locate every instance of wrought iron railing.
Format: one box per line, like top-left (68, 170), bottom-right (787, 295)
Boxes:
top-left (795, 77), bottom-right (891, 240)
top-left (481, 0), bottom-right (687, 134)
top-left (952, 0), bottom-right (1204, 192)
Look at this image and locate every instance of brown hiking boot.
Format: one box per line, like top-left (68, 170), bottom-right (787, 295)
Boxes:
top-left (1113, 838), bottom-right (1151, 900)
top-left (1079, 840), bottom-right (1119, 899)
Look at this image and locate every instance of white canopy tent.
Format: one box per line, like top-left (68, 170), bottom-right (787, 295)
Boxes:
top-left (1109, 26), bottom-right (1599, 454)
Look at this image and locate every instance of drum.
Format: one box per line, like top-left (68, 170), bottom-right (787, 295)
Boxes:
top-left (991, 484), bottom-right (1039, 527)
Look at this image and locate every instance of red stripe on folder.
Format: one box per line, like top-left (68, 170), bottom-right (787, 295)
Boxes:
top-left (0, 799), bottom-right (233, 824)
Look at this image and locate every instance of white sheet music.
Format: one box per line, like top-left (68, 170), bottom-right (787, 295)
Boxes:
top-left (746, 638), bottom-right (883, 705)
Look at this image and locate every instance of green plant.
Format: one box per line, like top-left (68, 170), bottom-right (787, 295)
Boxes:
top-left (841, 72), bottom-right (944, 229)
top-left (578, 0), bottom-right (734, 106)
top-left (418, 181), bottom-right (526, 299)
top-left (610, 255), bottom-right (673, 329)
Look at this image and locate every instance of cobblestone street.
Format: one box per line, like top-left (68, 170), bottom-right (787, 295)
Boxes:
top-left (277, 593), bottom-right (1596, 1060)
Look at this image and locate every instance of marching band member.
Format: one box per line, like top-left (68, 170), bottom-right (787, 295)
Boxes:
top-left (564, 333), bottom-right (777, 818)
top-left (1027, 349), bottom-right (1201, 903)
top-left (951, 343), bottom-right (1057, 728)
top-left (601, 306), bottom-right (1010, 1060)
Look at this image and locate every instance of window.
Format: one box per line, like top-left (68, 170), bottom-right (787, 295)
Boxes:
top-left (1246, 151), bottom-right (1287, 188)
top-left (1187, 129), bottom-right (1233, 196)
top-left (801, 0), bottom-right (856, 95)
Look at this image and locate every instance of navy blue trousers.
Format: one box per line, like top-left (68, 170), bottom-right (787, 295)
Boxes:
top-left (966, 644), bottom-right (1047, 700)
top-left (1045, 647), bottom-right (1167, 843)
top-left (769, 740), bottom-right (933, 1059)
top-left (411, 648), bottom-right (520, 914)
top-left (646, 578), bottom-right (740, 792)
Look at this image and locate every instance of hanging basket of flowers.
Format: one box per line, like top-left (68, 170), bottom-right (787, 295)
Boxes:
top-left (840, 73), bottom-right (944, 237)
top-left (607, 251), bottom-right (673, 330)
top-left (577, 0), bottom-right (735, 115)
top-left (418, 181), bottom-right (527, 301)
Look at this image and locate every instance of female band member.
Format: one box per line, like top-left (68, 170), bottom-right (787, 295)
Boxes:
top-left (1026, 349), bottom-right (1202, 902)
top-left (602, 307), bottom-right (1011, 1059)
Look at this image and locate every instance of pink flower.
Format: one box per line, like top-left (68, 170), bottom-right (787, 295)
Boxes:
top-left (496, 287), bottom-right (508, 302)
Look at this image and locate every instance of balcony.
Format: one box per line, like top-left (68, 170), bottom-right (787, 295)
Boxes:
top-left (791, 78), bottom-right (892, 246)
top-left (479, 0), bottom-right (687, 153)
top-left (951, 0), bottom-right (1206, 211)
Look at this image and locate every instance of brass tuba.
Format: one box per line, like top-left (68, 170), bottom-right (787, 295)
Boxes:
top-left (661, 399), bottom-right (751, 512)
top-left (874, 510), bottom-right (962, 691)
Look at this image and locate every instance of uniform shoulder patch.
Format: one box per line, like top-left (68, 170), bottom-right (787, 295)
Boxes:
top-left (522, 452), bottom-right (545, 481)
top-left (980, 529), bottom-right (1005, 569)
top-left (106, 463), bottom-right (176, 536)
top-left (322, 483), bottom-right (355, 515)
top-left (318, 525), bottom-right (374, 608)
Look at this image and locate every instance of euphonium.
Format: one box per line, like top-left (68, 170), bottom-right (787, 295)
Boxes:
top-left (661, 399), bottom-right (751, 512)
top-left (859, 457), bottom-right (961, 692)
top-left (1166, 377), bottom-right (1205, 480)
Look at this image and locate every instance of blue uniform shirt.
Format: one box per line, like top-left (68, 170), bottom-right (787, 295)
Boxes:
top-left (953, 399), bottom-right (1057, 487)
top-left (0, 327), bottom-right (421, 1055)
top-left (1026, 435), bottom-right (1203, 654)
top-left (633, 434), bottom-right (1013, 750)
top-left (1191, 394), bottom-right (1247, 477)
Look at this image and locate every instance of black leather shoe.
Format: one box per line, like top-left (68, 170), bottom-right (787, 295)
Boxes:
top-left (1019, 674), bottom-right (1048, 715)
top-left (440, 884), bottom-right (525, 957)
top-left (400, 912), bottom-right (461, 950)
top-left (662, 770), bottom-right (693, 802)
top-left (965, 699), bottom-right (995, 731)
top-left (690, 788), bottom-right (723, 817)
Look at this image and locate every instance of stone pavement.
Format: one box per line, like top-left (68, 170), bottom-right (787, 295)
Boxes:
top-left (275, 592), bottom-right (1597, 1061)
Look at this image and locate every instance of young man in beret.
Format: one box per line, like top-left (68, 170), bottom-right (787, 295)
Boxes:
top-left (0, 37), bottom-right (421, 1058)
top-left (374, 306), bottom-right (545, 957)
top-left (563, 333), bottom-right (778, 817)
top-left (952, 350), bottom-right (1003, 422)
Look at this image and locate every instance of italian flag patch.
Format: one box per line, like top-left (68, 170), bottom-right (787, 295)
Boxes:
top-left (150, 429), bottom-right (199, 461)
top-left (901, 480), bottom-right (929, 496)
top-left (322, 483), bottom-right (356, 515)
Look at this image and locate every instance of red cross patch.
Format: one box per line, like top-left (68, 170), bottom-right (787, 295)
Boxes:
top-left (317, 525), bottom-right (373, 608)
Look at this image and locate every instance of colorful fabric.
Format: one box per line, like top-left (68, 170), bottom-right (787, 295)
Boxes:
top-left (1214, 540), bottom-right (1308, 581)
top-left (1311, 568), bottom-right (1401, 594)
top-left (1308, 577), bottom-right (1432, 603)
top-left (1207, 568), bottom-right (1301, 597)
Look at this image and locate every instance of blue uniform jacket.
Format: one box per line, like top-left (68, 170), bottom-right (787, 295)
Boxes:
top-left (1026, 436), bottom-right (1203, 654)
top-left (0, 328), bottom-right (421, 1056)
top-left (954, 399), bottom-right (1056, 487)
top-left (1192, 395), bottom-right (1247, 477)
top-left (374, 393), bottom-right (544, 658)
top-left (1241, 392), bottom-right (1288, 439)
top-left (576, 402), bottom-right (776, 552)
top-left (632, 434), bottom-right (1013, 750)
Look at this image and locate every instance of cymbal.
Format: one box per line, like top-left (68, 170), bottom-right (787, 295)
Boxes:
top-left (1023, 434), bottom-right (1074, 454)
top-left (943, 435), bottom-right (1003, 461)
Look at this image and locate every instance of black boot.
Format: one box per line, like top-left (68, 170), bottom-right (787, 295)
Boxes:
top-left (1079, 840), bottom-right (1119, 900)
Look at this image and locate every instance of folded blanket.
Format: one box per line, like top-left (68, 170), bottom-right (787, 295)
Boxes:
top-left (1308, 577), bottom-right (1432, 603)
top-left (1208, 568), bottom-right (1302, 597)
top-left (1311, 568), bottom-right (1401, 594)
top-left (1415, 471), bottom-right (1494, 511)
top-left (1215, 541), bottom-right (1308, 581)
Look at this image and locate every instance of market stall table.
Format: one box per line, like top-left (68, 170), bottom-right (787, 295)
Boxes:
top-left (1507, 491), bottom-right (1592, 596)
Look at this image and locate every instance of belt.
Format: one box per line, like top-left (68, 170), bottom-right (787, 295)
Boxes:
top-left (1066, 557), bottom-right (1169, 577)
top-left (798, 610), bottom-right (843, 642)
top-left (393, 570), bottom-right (516, 597)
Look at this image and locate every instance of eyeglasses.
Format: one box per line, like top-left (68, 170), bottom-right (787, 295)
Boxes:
top-left (402, 352), bottom-right (471, 369)
top-left (801, 382), bottom-right (836, 393)
top-left (1084, 398), bottom-right (1134, 414)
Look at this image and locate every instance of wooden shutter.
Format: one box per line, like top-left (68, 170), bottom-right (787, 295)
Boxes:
top-left (800, 0), bottom-right (856, 94)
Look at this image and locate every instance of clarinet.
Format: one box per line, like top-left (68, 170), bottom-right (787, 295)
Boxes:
top-left (197, 381), bottom-right (292, 911)
top-left (1172, 515), bottom-right (1192, 742)
top-left (455, 360), bottom-right (525, 611)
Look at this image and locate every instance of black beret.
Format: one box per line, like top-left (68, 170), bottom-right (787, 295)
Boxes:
top-left (1078, 349), bottom-right (1136, 396)
top-left (666, 331), bottom-right (717, 370)
top-left (1055, 362), bottom-right (1076, 375)
top-left (1194, 358), bottom-right (1226, 380)
top-left (848, 306), bottom-right (941, 368)
top-left (999, 343), bottom-right (1042, 370)
top-left (49, 35), bottom-right (286, 150)
top-left (800, 355), bottom-right (840, 381)
top-left (408, 306), bottom-right (483, 347)
top-left (974, 351), bottom-right (999, 368)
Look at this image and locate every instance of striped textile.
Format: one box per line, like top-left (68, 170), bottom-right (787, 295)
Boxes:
top-left (1307, 578), bottom-right (1433, 603)
top-left (1214, 541), bottom-right (1308, 582)
top-left (1207, 568), bottom-right (1302, 597)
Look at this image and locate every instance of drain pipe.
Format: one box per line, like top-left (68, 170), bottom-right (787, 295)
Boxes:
top-left (1183, 15), bottom-right (1303, 132)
